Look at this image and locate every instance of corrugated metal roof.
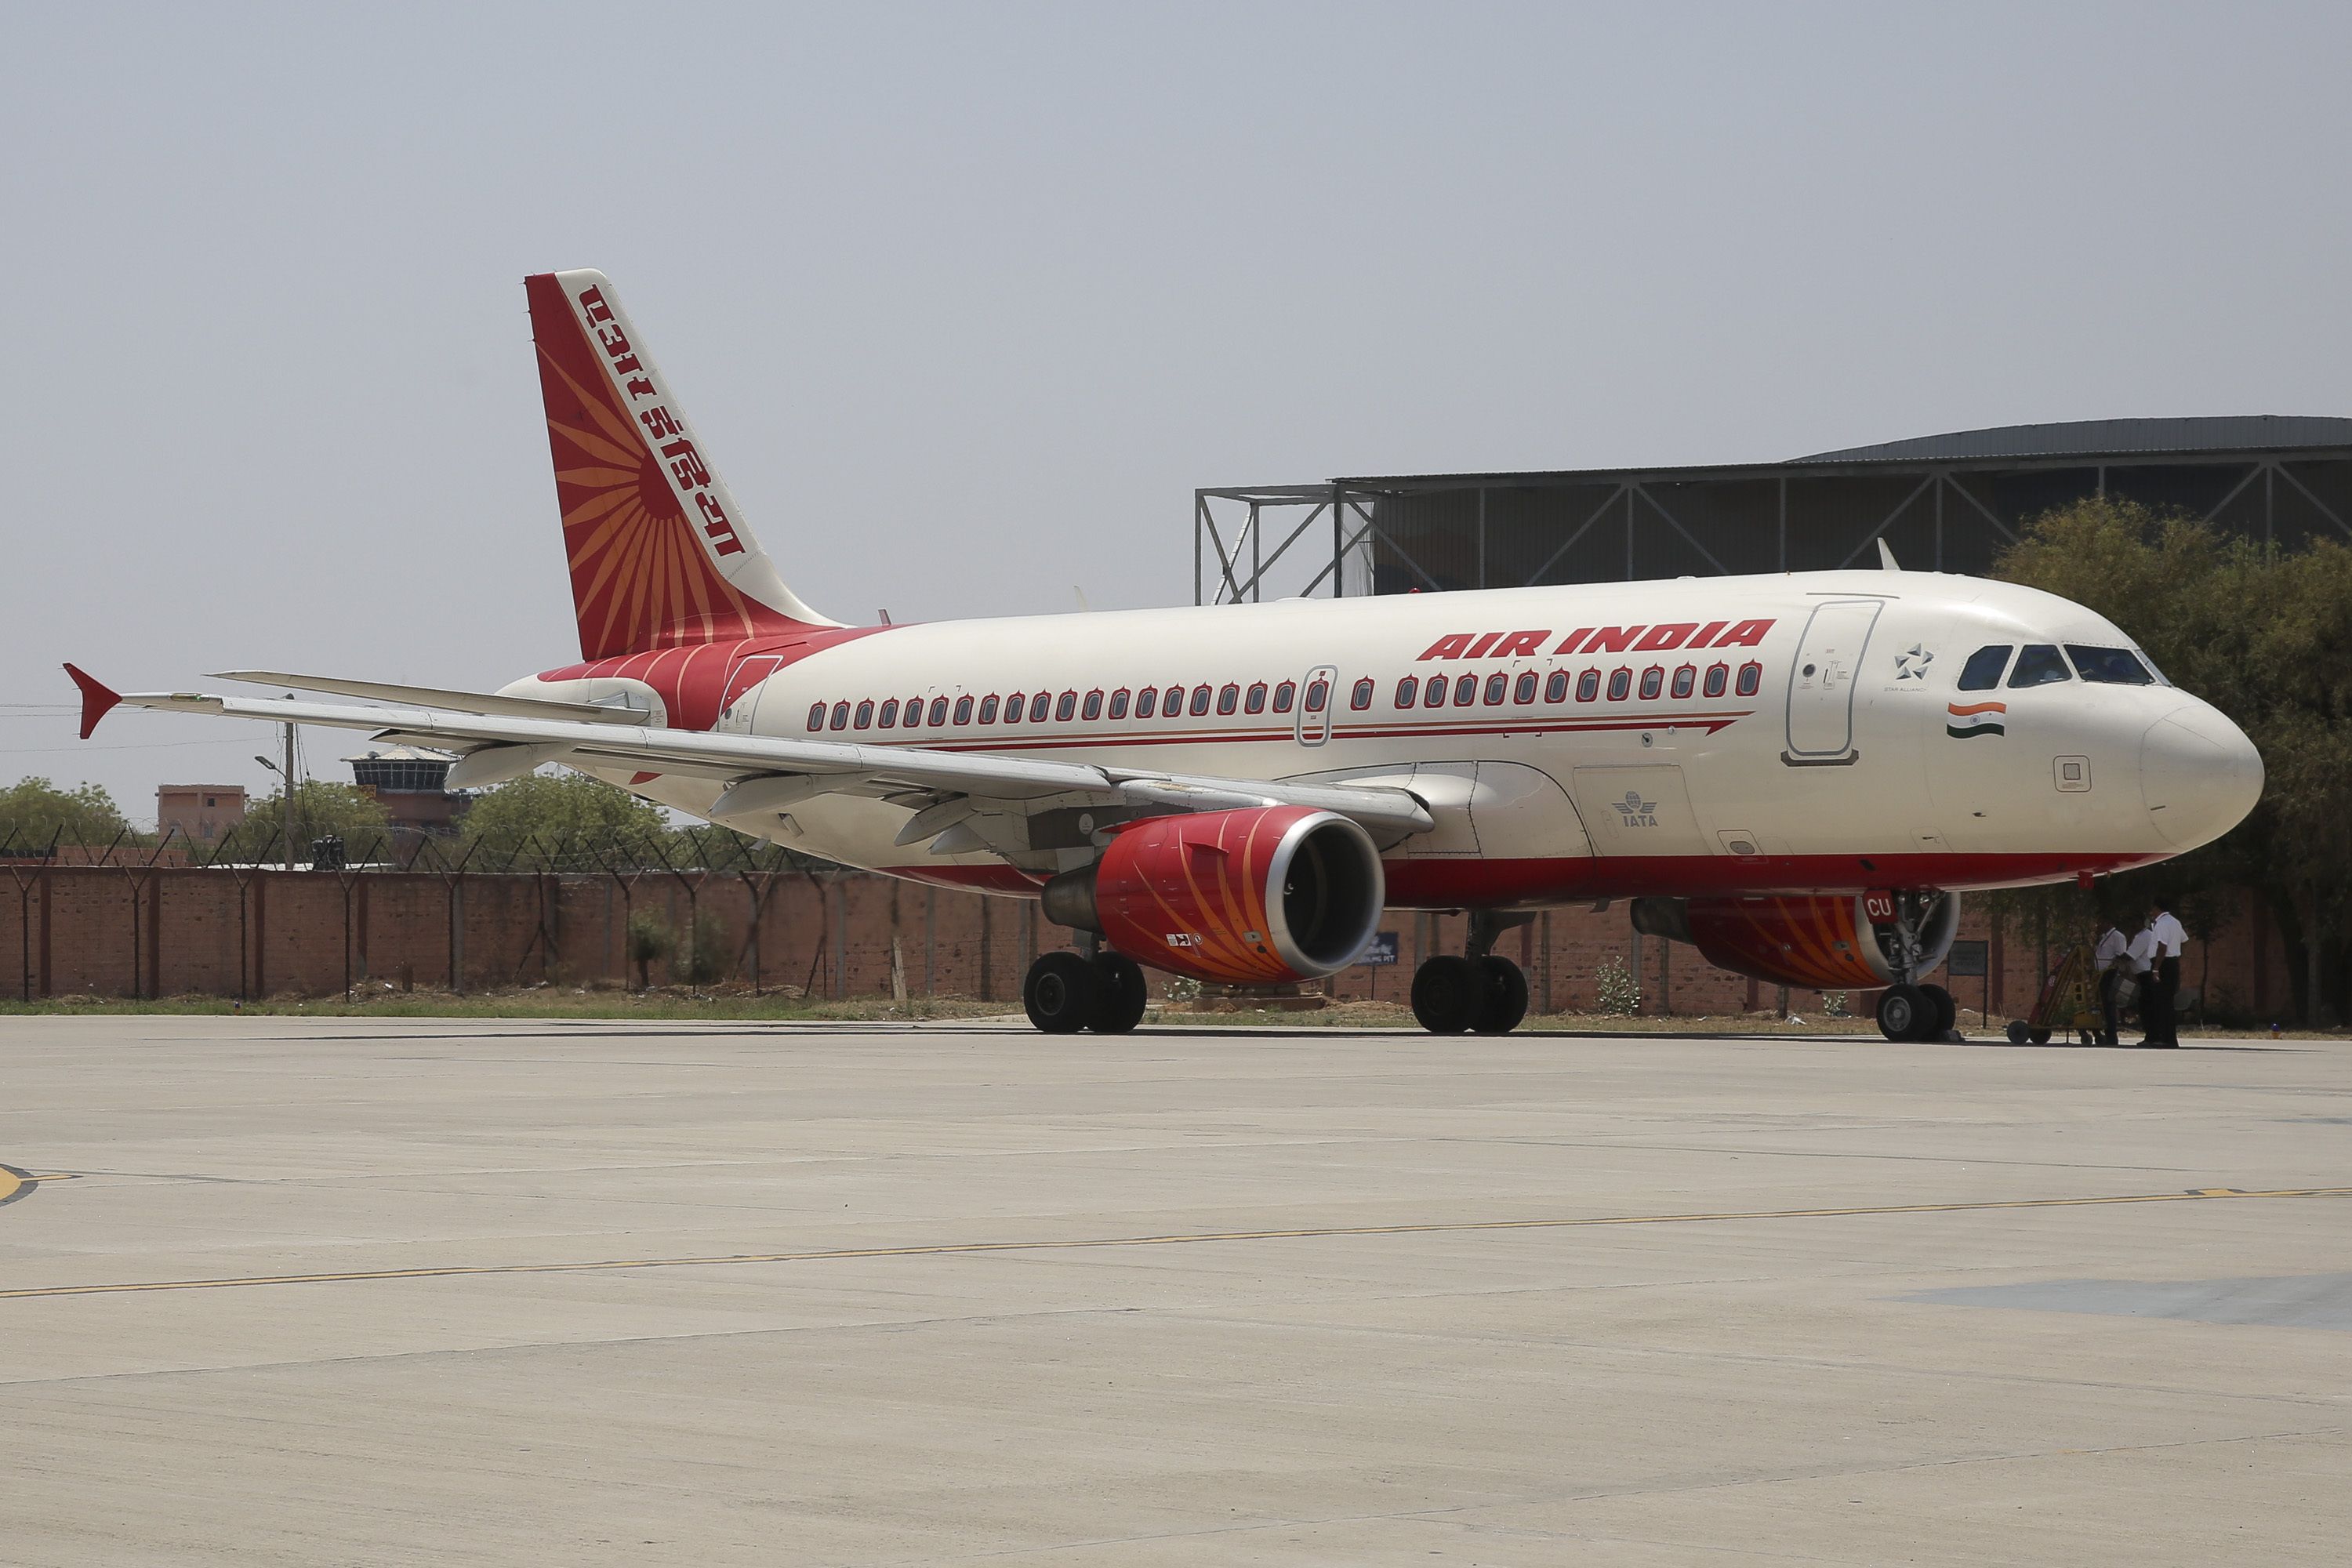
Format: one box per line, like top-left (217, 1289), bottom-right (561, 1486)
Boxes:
top-left (1796, 416), bottom-right (2352, 463)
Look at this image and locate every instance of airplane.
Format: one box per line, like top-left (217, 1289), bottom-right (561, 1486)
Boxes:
top-left (65, 270), bottom-right (2264, 1041)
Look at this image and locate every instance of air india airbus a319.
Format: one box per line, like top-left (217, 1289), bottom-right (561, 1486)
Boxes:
top-left (67, 270), bottom-right (2264, 1040)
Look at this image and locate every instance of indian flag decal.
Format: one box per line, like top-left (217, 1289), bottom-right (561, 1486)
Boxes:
top-left (1946, 700), bottom-right (2006, 739)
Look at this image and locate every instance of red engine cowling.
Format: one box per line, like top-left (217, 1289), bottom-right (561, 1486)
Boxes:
top-left (1042, 807), bottom-right (1385, 985)
top-left (1631, 893), bottom-right (1959, 989)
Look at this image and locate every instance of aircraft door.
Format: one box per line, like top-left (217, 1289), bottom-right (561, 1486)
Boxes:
top-left (716, 655), bottom-right (782, 735)
top-left (1784, 599), bottom-right (1882, 764)
top-left (1296, 664), bottom-right (1336, 747)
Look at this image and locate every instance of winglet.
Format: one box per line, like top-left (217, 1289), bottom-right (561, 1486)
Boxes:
top-left (63, 663), bottom-right (121, 739)
top-left (1876, 538), bottom-right (1902, 572)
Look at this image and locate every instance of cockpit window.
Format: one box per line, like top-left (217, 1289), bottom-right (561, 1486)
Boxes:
top-left (1957, 645), bottom-right (2013, 691)
top-left (2007, 644), bottom-right (2071, 688)
top-left (2066, 644), bottom-right (2154, 685)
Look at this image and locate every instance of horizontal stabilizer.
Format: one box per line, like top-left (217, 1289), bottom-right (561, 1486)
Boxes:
top-left (212, 671), bottom-right (646, 724)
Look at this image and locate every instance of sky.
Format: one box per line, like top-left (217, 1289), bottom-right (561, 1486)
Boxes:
top-left (4, 2), bottom-right (2347, 825)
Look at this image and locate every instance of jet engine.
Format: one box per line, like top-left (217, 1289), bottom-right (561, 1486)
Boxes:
top-left (1042, 806), bottom-right (1385, 985)
top-left (1629, 892), bottom-right (1959, 989)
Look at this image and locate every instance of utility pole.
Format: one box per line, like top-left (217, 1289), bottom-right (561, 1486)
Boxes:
top-left (282, 717), bottom-right (297, 872)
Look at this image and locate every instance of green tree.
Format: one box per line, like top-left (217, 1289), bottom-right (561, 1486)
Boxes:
top-left (1992, 497), bottom-right (2352, 1022)
top-left (459, 769), bottom-right (677, 869)
top-left (0, 776), bottom-right (138, 849)
top-left (236, 781), bottom-right (391, 858)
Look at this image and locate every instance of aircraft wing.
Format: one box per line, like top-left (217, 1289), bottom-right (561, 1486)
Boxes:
top-left (64, 666), bottom-right (1436, 847)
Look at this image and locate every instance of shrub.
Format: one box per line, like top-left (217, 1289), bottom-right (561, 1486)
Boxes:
top-left (626, 908), bottom-right (674, 989)
top-left (1594, 956), bottom-right (1640, 1016)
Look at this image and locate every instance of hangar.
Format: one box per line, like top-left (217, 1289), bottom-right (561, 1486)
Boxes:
top-left (1195, 415), bottom-right (2352, 604)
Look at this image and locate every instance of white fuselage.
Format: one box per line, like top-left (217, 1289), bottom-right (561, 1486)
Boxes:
top-left (508, 569), bottom-right (2261, 909)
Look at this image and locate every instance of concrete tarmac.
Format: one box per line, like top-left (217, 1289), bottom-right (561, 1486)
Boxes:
top-left (2, 1015), bottom-right (2347, 1565)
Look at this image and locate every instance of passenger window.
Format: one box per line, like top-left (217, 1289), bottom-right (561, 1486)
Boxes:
top-left (1607, 668), bottom-right (1631, 701)
top-left (1055, 691), bottom-right (1077, 722)
top-left (1190, 684), bottom-right (1212, 716)
top-left (1396, 676), bottom-right (1420, 707)
top-left (1082, 690), bottom-right (1103, 720)
top-left (1002, 693), bottom-right (1023, 723)
top-left (1577, 669), bottom-right (1599, 702)
top-left (954, 695), bottom-right (974, 724)
top-left (1479, 673), bottom-right (1503, 706)
top-left (1305, 679), bottom-right (1330, 712)
top-left (1135, 687), bottom-right (1156, 719)
top-left (2066, 645), bottom-right (2154, 684)
top-left (930, 696), bottom-right (951, 725)
top-left (1246, 681), bottom-right (1268, 713)
top-left (1957, 644), bottom-right (2013, 691)
top-left (1109, 688), bottom-right (1130, 719)
top-left (1703, 663), bottom-right (1727, 698)
top-left (978, 695), bottom-right (999, 724)
top-left (2008, 644), bottom-right (2071, 688)
top-left (1217, 684), bottom-right (1240, 715)
top-left (1736, 662), bottom-right (1762, 696)
top-left (903, 693), bottom-right (924, 726)
top-left (1544, 670), bottom-right (1570, 702)
top-left (879, 698), bottom-right (900, 727)
top-left (1671, 665), bottom-right (1694, 699)
top-left (1350, 677), bottom-right (1374, 710)
top-left (1515, 672), bottom-right (1538, 704)
top-left (1425, 676), bottom-right (1448, 708)
top-left (854, 699), bottom-right (875, 729)
top-left (1273, 681), bottom-right (1297, 713)
top-left (1162, 684), bottom-right (1184, 716)
top-left (829, 701), bottom-right (850, 731)
top-left (806, 702), bottom-right (825, 732)
top-left (1032, 690), bottom-right (1051, 719)
top-left (1453, 674), bottom-right (1477, 705)
top-left (1639, 666), bottom-right (1663, 700)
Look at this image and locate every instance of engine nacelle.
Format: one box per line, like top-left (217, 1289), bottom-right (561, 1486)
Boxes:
top-left (1042, 806), bottom-right (1385, 985)
top-left (1630, 892), bottom-right (1960, 990)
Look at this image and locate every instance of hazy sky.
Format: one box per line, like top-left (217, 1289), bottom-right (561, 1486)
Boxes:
top-left (5, 2), bottom-right (2347, 822)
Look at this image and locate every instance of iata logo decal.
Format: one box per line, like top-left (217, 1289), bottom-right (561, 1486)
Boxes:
top-left (1615, 789), bottom-right (1659, 828)
top-left (1946, 701), bottom-right (2006, 739)
top-left (572, 285), bottom-right (745, 559)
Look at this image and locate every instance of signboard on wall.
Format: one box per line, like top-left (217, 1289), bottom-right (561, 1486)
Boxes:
top-left (1947, 939), bottom-right (1989, 978)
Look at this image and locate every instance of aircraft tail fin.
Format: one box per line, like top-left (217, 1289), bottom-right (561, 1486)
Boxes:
top-left (524, 269), bottom-right (839, 659)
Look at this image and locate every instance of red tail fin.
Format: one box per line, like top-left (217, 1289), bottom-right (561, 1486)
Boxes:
top-left (524, 270), bottom-right (837, 659)
top-left (63, 663), bottom-right (120, 739)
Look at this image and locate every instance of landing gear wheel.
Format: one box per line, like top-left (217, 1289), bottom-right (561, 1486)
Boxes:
top-left (1471, 956), bottom-right (1529, 1034)
top-left (1411, 955), bottom-right (1480, 1034)
top-left (1024, 950), bottom-right (1102, 1034)
top-left (1876, 983), bottom-right (1933, 1042)
top-left (1087, 952), bottom-right (1149, 1035)
top-left (1920, 983), bottom-right (1957, 1036)
top-left (2005, 1019), bottom-right (2031, 1045)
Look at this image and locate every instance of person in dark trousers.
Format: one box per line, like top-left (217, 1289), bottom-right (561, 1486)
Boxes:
top-left (2141, 898), bottom-right (2188, 1047)
top-left (2093, 916), bottom-right (2131, 1048)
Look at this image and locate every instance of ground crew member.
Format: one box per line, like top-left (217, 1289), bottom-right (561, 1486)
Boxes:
top-left (2144, 898), bottom-right (2188, 1047)
top-left (2093, 916), bottom-right (2131, 1048)
top-left (2125, 920), bottom-right (2158, 1041)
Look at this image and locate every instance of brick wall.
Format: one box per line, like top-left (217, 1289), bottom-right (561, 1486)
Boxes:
top-left (0, 866), bottom-right (2295, 1023)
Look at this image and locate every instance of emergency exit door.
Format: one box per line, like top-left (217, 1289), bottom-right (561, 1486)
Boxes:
top-left (1784, 599), bottom-right (1882, 763)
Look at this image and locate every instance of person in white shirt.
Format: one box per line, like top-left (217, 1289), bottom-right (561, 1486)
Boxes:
top-left (2092, 918), bottom-right (2132, 1047)
top-left (2143, 898), bottom-right (2189, 1047)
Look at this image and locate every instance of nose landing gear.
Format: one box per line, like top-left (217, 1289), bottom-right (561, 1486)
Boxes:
top-left (1410, 912), bottom-right (1532, 1035)
top-left (1872, 891), bottom-right (1960, 1041)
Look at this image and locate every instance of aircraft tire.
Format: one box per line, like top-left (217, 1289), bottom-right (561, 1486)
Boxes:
top-left (1471, 956), bottom-right (1530, 1034)
top-left (1411, 956), bottom-right (1480, 1034)
top-left (1921, 983), bottom-right (1958, 1035)
top-left (1875, 983), bottom-right (1932, 1042)
top-left (1025, 950), bottom-right (1102, 1034)
top-left (1087, 952), bottom-right (1149, 1034)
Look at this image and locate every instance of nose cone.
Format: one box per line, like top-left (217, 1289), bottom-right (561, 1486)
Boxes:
top-left (2140, 702), bottom-right (2263, 850)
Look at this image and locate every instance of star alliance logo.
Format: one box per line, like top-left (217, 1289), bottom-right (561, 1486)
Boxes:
top-left (1617, 789), bottom-right (1658, 828)
top-left (1895, 644), bottom-right (1933, 681)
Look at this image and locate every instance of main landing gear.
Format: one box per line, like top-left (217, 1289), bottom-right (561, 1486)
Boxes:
top-left (1410, 912), bottom-right (1531, 1035)
top-left (1023, 949), bottom-right (1149, 1035)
